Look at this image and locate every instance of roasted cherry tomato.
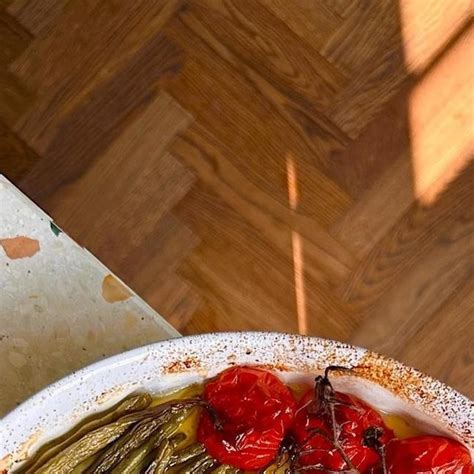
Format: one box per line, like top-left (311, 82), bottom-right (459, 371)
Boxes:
top-left (197, 366), bottom-right (296, 470)
top-left (293, 389), bottom-right (394, 472)
top-left (386, 435), bottom-right (473, 473)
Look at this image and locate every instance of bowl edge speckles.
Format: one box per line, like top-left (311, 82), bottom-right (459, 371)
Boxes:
top-left (1, 332), bottom-right (473, 471)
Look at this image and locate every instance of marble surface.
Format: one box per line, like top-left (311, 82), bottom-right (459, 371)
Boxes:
top-left (0, 175), bottom-right (179, 416)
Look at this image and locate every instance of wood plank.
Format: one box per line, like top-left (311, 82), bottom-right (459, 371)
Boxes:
top-left (303, 266), bottom-right (357, 338)
top-left (322, 1), bottom-right (408, 137)
top-left (0, 0), bottom-right (13, 10)
top-left (43, 93), bottom-right (193, 269)
top-left (7, 0), bottom-right (69, 37)
top-left (330, 155), bottom-right (414, 258)
top-left (144, 270), bottom-right (201, 331)
top-left (163, 15), bottom-right (352, 225)
top-left (341, 159), bottom-right (474, 308)
top-left (259, 0), bottom-right (341, 53)
top-left (322, 0), bottom-right (402, 75)
top-left (0, 9), bottom-right (31, 64)
top-left (119, 212), bottom-right (201, 331)
top-left (325, 81), bottom-right (412, 198)
top-left (399, 278), bottom-right (474, 397)
top-left (181, 298), bottom-right (229, 336)
top-left (175, 186), bottom-right (300, 334)
top-left (398, 0), bottom-right (471, 74)
top-left (171, 124), bottom-right (355, 286)
top-left (253, 0), bottom-right (341, 60)
top-left (174, 183), bottom-right (356, 338)
top-left (320, 0), bottom-right (359, 18)
top-left (0, 120), bottom-right (39, 180)
top-left (408, 25), bottom-right (473, 204)
top-left (327, 55), bottom-right (408, 139)
top-left (177, 3), bottom-right (350, 171)
top-left (0, 69), bottom-right (33, 127)
top-left (119, 212), bottom-right (199, 287)
top-left (12, 0), bottom-right (184, 150)
top-left (19, 33), bottom-right (183, 204)
top-left (186, 0), bottom-right (346, 109)
top-left (324, 1), bottom-right (471, 138)
top-left (330, 27), bottom-right (473, 256)
top-left (350, 202), bottom-right (474, 359)
top-left (0, 9), bottom-right (33, 126)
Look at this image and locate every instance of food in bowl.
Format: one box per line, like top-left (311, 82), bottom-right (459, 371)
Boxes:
top-left (14, 366), bottom-right (472, 473)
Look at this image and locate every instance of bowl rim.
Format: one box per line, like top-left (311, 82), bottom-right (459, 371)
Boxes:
top-left (1, 331), bottom-right (473, 469)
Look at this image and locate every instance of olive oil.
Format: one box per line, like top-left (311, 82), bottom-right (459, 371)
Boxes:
top-left (383, 413), bottom-right (421, 439)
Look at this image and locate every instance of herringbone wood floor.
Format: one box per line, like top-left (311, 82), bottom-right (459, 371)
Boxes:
top-left (1, 0), bottom-right (473, 396)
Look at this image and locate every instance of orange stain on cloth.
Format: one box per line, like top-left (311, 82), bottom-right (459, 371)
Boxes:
top-left (0, 236), bottom-right (40, 259)
top-left (101, 274), bottom-right (131, 303)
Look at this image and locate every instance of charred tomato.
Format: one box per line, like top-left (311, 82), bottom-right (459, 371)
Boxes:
top-left (293, 389), bottom-right (394, 471)
top-left (197, 366), bottom-right (296, 470)
top-left (386, 435), bottom-right (472, 474)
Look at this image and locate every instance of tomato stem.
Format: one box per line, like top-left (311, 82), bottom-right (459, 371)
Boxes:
top-left (363, 427), bottom-right (388, 474)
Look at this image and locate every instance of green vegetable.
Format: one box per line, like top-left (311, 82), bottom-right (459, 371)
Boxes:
top-left (111, 430), bottom-right (165, 474)
top-left (167, 443), bottom-right (207, 467)
top-left (179, 453), bottom-right (216, 473)
top-left (36, 406), bottom-right (156, 474)
top-left (19, 394), bottom-right (151, 473)
top-left (19, 394), bottom-right (207, 474)
top-left (211, 466), bottom-right (243, 473)
top-left (88, 417), bottom-right (162, 473)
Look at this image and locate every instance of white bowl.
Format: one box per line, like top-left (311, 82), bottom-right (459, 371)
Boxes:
top-left (1, 332), bottom-right (473, 471)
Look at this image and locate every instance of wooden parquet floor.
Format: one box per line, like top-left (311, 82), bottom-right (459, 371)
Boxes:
top-left (1, 0), bottom-right (473, 396)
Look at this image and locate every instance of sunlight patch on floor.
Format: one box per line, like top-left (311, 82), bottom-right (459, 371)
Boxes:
top-left (398, 0), bottom-right (471, 74)
top-left (286, 154), bottom-right (308, 335)
top-left (406, 25), bottom-right (473, 205)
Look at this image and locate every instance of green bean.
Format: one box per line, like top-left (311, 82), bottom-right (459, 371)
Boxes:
top-left (35, 408), bottom-right (156, 474)
top-left (88, 406), bottom-right (193, 473)
top-left (158, 410), bottom-right (191, 440)
top-left (18, 394), bottom-right (152, 473)
top-left (211, 466), bottom-right (242, 473)
top-left (262, 462), bottom-right (290, 474)
top-left (145, 439), bottom-right (174, 474)
top-left (70, 456), bottom-right (96, 474)
top-left (144, 432), bottom-right (186, 474)
top-left (198, 458), bottom-right (218, 473)
top-left (22, 396), bottom-right (204, 474)
top-left (87, 418), bottom-right (161, 473)
top-left (180, 453), bottom-right (216, 473)
top-left (110, 442), bottom-right (151, 474)
top-left (167, 442), bottom-right (207, 467)
top-left (111, 430), bottom-right (163, 474)
top-left (262, 466), bottom-right (277, 474)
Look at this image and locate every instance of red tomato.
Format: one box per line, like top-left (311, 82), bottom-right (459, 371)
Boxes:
top-left (293, 389), bottom-right (394, 472)
top-left (386, 435), bottom-right (473, 474)
top-left (197, 366), bottom-right (296, 470)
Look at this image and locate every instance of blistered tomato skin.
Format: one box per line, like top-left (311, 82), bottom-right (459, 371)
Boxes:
top-left (293, 389), bottom-right (394, 472)
top-left (386, 435), bottom-right (473, 474)
top-left (197, 367), bottom-right (296, 470)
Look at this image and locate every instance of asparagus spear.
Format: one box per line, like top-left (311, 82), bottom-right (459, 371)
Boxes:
top-left (179, 453), bottom-right (216, 473)
top-left (35, 407), bottom-right (160, 474)
top-left (88, 406), bottom-right (193, 473)
top-left (110, 439), bottom-right (154, 474)
top-left (211, 466), bottom-right (242, 473)
top-left (145, 433), bottom-right (186, 474)
top-left (110, 430), bottom-right (177, 474)
top-left (167, 443), bottom-right (207, 467)
top-left (18, 394), bottom-right (152, 473)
